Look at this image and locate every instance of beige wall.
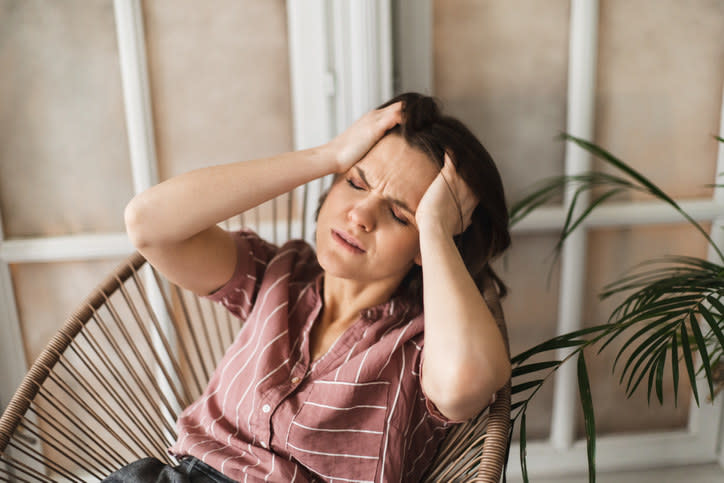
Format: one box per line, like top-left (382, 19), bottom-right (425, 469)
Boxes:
top-left (0, 0), bottom-right (133, 238)
top-left (433, 0), bottom-right (722, 437)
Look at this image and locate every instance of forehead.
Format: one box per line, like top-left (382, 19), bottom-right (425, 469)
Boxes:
top-left (354, 135), bottom-right (439, 199)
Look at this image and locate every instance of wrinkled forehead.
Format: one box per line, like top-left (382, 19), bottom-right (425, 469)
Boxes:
top-left (352, 134), bottom-right (439, 205)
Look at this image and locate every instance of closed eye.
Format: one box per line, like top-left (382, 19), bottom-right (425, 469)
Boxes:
top-left (347, 177), bottom-right (409, 226)
top-left (390, 209), bottom-right (409, 226)
top-left (346, 178), bottom-right (364, 190)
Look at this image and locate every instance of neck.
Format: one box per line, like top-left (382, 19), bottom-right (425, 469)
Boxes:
top-left (321, 274), bottom-right (402, 328)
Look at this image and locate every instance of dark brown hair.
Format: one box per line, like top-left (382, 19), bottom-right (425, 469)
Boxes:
top-left (320, 92), bottom-right (511, 300)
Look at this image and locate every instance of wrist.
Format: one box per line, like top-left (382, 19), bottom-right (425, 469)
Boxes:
top-left (311, 145), bottom-right (343, 175)
top-left (417, 218), bottom-right (455, 240)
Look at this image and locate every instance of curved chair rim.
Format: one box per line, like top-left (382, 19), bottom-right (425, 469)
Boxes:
top-left (0, 252), bottom-right (147, 452)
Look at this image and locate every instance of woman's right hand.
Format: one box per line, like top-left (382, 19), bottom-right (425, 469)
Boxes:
top-left (323, 102), bottom-right (403, 173)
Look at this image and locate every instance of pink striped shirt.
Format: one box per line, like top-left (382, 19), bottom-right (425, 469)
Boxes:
top-left (169, 230), bottom-right (463, 482)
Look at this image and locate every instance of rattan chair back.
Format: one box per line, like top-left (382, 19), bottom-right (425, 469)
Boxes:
top-left (0, 249), bottom-right (510, 482)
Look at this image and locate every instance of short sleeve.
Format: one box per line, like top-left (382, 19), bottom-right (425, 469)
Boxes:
top-left (205, 229), bottom-right (278, 321)
top-left (416, 346), bottom-right (469, 425)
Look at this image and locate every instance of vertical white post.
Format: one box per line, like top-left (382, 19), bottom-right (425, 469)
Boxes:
top-left (395, 0), bottom-right (433, 95)
top-left (113, 0), bottom-right (158, 194)
top-left (113, 0), bottom-right (181, 427)
top-left (550, 0), bottom-right (599, 450)
top-left (331, 0), bottom-right (394, 128)
top-left (286, 0), bottom-right (335, 244)
top-left (0, 213), bottom-right (36, 477)
top-left (287, 0), bottom-right (393, 245)
top-left (0, 223), bottom-right (27, 420)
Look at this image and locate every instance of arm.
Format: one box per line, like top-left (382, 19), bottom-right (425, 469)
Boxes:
top-left (125, 103), bottom-right (402, 295)
top-left (416, 156), bottom-right (511, 421)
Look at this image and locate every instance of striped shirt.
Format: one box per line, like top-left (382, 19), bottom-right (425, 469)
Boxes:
top-left (169, 230), bottom-right (464, 482)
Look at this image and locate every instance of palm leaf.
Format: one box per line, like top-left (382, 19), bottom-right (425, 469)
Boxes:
top-left (512, 380), bottom-right (544, 395)
top-left (560, 134), bottom-right (723, 262)
top-left (671, 331), bottom-right (680, 405)
top-left (512, 360), bottom-right (561, 378)
top-left (577, 354), bottom-right (596, 482)
top-left (625, 337), bottom-right (670, 397)
top-left (653, 348), bottom-right (667, 404)
top-left (511, 325), bottom-right (607, 365)
top-left (688, 311), bottom-right (715, 399)
top-left (520, 412), bottom-right (529, 483)
top-left (680, 324), bottom-right (700, 406)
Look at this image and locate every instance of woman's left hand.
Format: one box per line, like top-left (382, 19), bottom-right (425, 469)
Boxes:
top-left (415, 153), bottom-right (478, 237)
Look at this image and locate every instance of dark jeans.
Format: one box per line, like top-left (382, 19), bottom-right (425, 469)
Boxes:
top-left (102, 456), bottom-right (237, 483)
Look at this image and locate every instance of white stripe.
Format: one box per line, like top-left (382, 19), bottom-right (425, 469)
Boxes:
top-left (291, 420), bottom-right (383, 435)
top-left (313, 380), bottom-right (389, 387)
top-left (406, 424), bottom-right (447, 478)
top-left (334, 326), bottom-right (367, 381)
top-left (204, 273), bottom-right (291, 444)
top-left (233, 286), bottom-right (252, 306)
top-left (355, 309), bottom-right (410, 383)
top-left (302, 469), bottom-right (373, 483)
top-left (354, 348), bottom-right (371, 383)
top-left (242, 353), bottom-right (292, 438)
top-left (304, 401), bottom-right (386, 411)
top-left (188, 272), bottom-right (290, 423)
top-left (287, 442), bottom-right (379, 460)
top-left (376, 307), bottom-right (412, 379)
top-left (211, 300), bottom-right (289, 443)
top-left (264, 453), bottom-right (275, 481)
top-left (185, 437), bottom-right (222, 454)
top-left (380, 346), bottom-right (405, 482)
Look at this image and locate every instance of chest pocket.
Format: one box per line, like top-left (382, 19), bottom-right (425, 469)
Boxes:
top-left (285, 379), bottom-right (390, 481)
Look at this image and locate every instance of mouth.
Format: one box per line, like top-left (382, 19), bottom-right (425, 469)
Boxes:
top-left (331, 229), bottom-right (366, 254)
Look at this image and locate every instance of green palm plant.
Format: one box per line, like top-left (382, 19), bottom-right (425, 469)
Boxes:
top-left (506, 134), bottom-right (724, 483)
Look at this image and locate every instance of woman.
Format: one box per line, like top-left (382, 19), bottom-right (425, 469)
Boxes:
top-left (110, 93), bottom-right (511, 482)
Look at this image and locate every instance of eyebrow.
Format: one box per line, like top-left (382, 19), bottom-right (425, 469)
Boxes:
top-left (354, 167), bottom-right (415, 215)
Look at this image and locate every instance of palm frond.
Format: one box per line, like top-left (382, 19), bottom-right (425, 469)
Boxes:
top-left (507, 134), bottom-right (724, 481)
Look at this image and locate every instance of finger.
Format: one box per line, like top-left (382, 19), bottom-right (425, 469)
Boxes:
top-left (442, 152), bottom-right (478, 232)
top-left (380, 102), bottom-right (403, 126)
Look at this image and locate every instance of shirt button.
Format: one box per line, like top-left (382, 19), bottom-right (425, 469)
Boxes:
top-left (291, 376), bottom-right (300, 384)
top-left (262, 404), bottom-right (271, 413)
top-left (260, 441), bottom-right (268, 448)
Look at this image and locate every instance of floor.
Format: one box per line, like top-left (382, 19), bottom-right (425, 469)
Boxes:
top-left (514, 463), bottom-right (724, 482)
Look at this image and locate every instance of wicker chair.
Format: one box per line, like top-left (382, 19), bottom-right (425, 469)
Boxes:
top-left (0, 248), bottom-right (511, 482)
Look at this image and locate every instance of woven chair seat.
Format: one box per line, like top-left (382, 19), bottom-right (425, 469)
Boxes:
top-left (0, 251), bottom-right (510, 482)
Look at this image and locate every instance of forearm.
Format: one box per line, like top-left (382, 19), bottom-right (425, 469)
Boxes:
top-left (419, 224), bottom-right (510, 417)
top-left (125, 147), bottom-right (337, 246)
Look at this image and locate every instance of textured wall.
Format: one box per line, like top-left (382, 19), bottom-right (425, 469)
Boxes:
top-left (0, 0), bottom-right (133, 238)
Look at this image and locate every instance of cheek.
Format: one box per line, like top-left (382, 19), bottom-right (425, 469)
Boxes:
top-left (385, 230), bottom-right (420, 260)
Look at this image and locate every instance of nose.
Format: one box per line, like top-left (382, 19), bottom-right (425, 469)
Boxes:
top-left (347, 197), bottom-right (378, 232)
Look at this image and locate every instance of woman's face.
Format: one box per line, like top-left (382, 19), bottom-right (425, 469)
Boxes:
top-left (316, 134), bottom-right (439, 286)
